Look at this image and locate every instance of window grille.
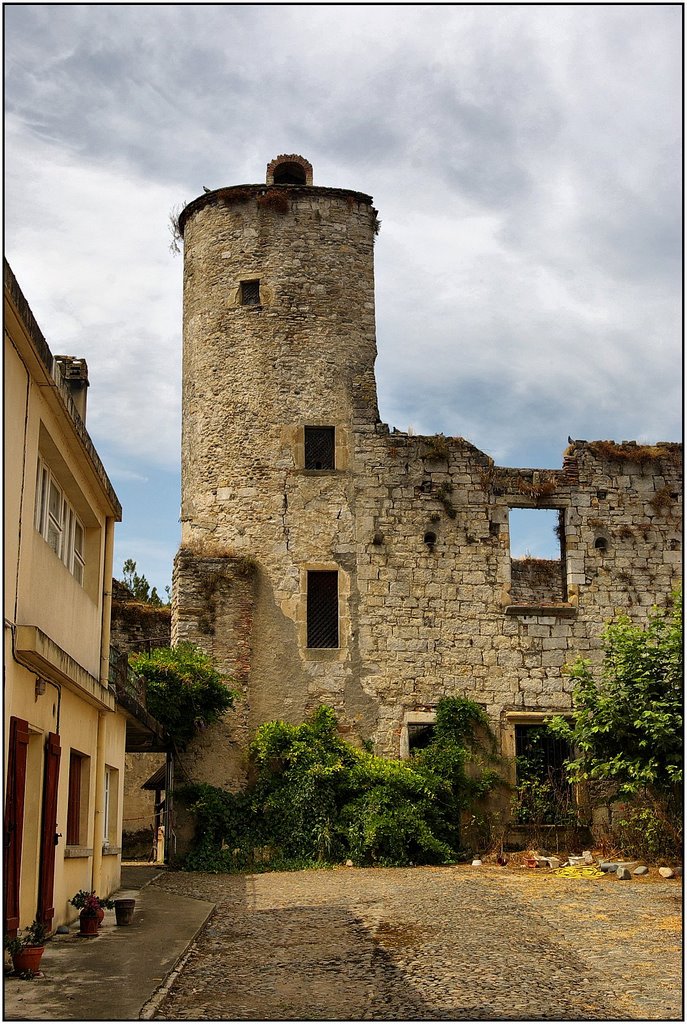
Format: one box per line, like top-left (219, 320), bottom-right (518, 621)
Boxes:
top-left (306, 571), bottom-right (339, 648)
top-left (240, 280), bottom-right (261, 306)
top-left (304, 426), bottom-right (335, 471)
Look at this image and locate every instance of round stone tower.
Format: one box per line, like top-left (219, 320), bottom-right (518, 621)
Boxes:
top-left (178, 154), bottom-right (380, 553)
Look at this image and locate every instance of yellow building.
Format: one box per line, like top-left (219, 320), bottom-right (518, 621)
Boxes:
top-left (4, 260), bottom-right (132, 933)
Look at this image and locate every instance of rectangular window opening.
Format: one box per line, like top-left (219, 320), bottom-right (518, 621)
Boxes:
top-left (508, 507), bottom-right (566, 604)
top-left (306, 570), bottom-right (339, 648)
top-left (304, 426), bottom-right (335, 471)
top-left (514, 724), bottom-right (574, 825)
top-left (407, 723), bottom-right (435, 754)
top-left (67, 752), bottom-right (85, 845)
top-left (240, 279), bottom-right (261, 306)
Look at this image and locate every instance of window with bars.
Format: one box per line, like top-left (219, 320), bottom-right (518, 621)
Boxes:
top-left (35, 456), bottom-right (86, 585)
top-left (304, 426), bottom-right (335, 471)
top-left (240, 279), bottom-right (261, 306)
top-left (306, 571), bottom-right (339, 648)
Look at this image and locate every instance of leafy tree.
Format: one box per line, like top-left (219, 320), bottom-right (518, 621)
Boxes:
top-left (129, 643), bottom-right (236, 748)
top-left (121, 558), bottom-right (167, 606)
top-left (549, 590), bottom-right (682, 800)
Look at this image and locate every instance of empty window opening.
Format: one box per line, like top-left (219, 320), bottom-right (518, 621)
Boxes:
top-left (306, 571), bottom-right (339, 648)
top-left (407, 722), bottom-right (436, 754)
top-left (66, 752), bottom-right (89, 846)
top-left (240, 280), bottom-right (261, 306)
top-left (514, 725), bottom-right (573, 825)
top-left (594, 536), bottom-right (608, 552)
top-left (272, 162), bottom-right (307, 185)
top-left (304, 426), bottom-right (335, 471)
top-left (423, 531), bottom-right (437, 547)
top-left (508, 508), bottom-right (566, 604)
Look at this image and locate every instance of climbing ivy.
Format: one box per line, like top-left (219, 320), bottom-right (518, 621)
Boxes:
top-left (181, 697), bottom-right (503, 872)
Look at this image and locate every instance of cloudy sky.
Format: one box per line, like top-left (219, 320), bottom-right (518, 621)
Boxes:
top-left (5, 4), bottom-right (682, 591)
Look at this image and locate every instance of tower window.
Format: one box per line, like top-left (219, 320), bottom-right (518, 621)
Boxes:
top-left (240, 280), bottom-right (261, 306)
top-left (307, 571), bottom-right (339, 648)
top-left (304, 426), bottom-right (335, 471)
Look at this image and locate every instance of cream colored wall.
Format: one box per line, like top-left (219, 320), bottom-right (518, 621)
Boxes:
top-left (5, 271), bottom-right (125, 932)
top-left (15, 384), bottom-right (107, 680)
top-left (3, 336), bottom-right (28, 622)
top-left (99, 713), bottom-right (126, 899)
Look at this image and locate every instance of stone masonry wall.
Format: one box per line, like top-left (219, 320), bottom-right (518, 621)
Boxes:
top-left (173, 164), bottom-right (682, 825)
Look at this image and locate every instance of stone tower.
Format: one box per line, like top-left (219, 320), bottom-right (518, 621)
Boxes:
top-left (172, 154), bottom-right (682, 831)
top-left (174, 155), bottom-right (383, 787)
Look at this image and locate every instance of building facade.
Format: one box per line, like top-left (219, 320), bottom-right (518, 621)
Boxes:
top-left (4, 261), bottom-right (126, 933)
top-left (171, 157), bottom-right (682, 814)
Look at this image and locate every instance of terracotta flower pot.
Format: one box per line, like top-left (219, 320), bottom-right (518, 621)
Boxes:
top-left (11, 945), bottom-right (44, 974)
top-left (78, 912), bottom-right (99, 937)
top-left (97, 905), bottom-right (105, 928)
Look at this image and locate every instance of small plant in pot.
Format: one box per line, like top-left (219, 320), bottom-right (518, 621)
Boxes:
top-left (5, 919), bottom-right (49, 975)
top-left (69, 890), bottom-right (114, 936)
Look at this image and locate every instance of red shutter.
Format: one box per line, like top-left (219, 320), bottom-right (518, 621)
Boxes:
top-left (3, 717), bottom-right (30, 935)
top-left (37, 732), bottom-right (61, 930)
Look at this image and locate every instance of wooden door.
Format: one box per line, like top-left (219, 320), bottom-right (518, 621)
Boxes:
top-left (4, 716), bottom-right (30, 935)
top-left (37, 732), bottom-right (61, 930)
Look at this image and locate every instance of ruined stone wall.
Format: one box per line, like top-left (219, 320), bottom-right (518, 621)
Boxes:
top-left (173, 163), bottom-right (682, 817)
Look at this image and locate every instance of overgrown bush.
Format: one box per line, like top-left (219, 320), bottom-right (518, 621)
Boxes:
top-left (129, 643), bottom-right (236, 748)
top-left (182, 697), bottom-right (503, 872)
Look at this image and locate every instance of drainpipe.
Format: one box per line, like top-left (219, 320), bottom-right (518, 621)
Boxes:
top-left (100, 516), bottom-right (115, 689)
top-left (92, 516), bottom-right (116, 896)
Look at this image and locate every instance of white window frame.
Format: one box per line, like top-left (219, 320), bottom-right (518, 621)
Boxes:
top-left (35, 455), bottom-right (85, 585)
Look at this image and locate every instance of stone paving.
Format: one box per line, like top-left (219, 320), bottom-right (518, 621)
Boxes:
top-left (150, 865), bottom-right (681, 1021)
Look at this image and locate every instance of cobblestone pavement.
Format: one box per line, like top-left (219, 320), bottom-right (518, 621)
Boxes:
top-left (150, 866), bottom-right (681, 1021)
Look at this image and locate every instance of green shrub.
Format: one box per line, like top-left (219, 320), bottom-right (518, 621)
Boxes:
top-left (129, 643), bottom-right (236, 748)
top-left (181, 697), bottom-right (504, 872)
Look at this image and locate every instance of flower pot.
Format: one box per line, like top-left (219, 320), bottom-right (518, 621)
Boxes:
top-left (97, 905), bottom-right (105, 928)
top-left (114, 898), bottom-right (136, 926)
top-left (78, 912), bottom-right (100, 937)
top-left (11, 945), bottom-right (45, 974)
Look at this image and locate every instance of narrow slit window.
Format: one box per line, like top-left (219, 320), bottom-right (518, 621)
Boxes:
top-left (66, 752), bottom-right (83, 845)
top-left (240, 280), bottom-right (261, 306)
top-left (307, 571), bottom-right (339, 648)
top-left (304, 426), bottom-right (335, 470)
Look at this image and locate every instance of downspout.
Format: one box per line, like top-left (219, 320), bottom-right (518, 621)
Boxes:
top-left (92, 515), bottom-right (116, 896)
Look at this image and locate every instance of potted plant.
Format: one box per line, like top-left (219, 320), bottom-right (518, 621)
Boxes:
top-left (4, 919), bottom-right (48, 975)
top-left (69, 890), bottom-right (114, 936)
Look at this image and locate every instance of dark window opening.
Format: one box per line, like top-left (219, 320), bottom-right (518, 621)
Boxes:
top-left (307, 571), bottom-right (339, 648)
top-left (240, 280), bottom-right (261, 306)
top-left (304, 426), bottom-right (335, 471)
top-left (594, 536), bottom-right (608, 551)
top-left (273, 163), bottom-right (307, 185)
top-left (66, 752), bottom-right (83, 845)
top-left (423, 531), bottom-right (437, 546)
top-left (408, 723), bottom-right (435, 754)
top-left (514, 725), bottom-right (573, 825)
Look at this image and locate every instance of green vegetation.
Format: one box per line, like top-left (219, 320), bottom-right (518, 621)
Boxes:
top-left (549, 590), bottom-right (682, 798)
top-left (181, 697), bottom-right (503, 873)
top-left (550, 590), bottom-right (682, 858)
top-left (129, 643), bottom-right (236, 748)
top-left (121, 558), bottom-right (169, 606)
